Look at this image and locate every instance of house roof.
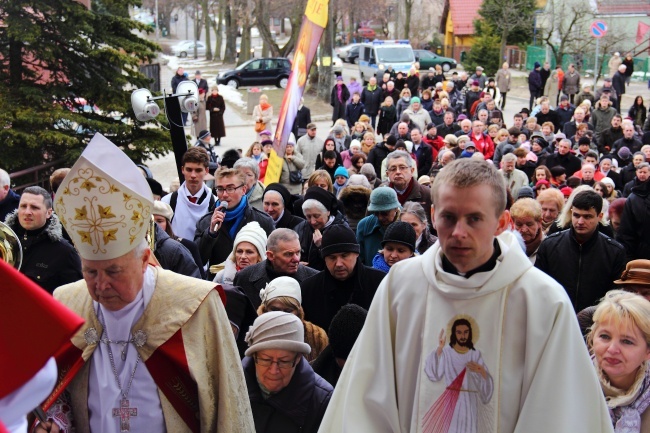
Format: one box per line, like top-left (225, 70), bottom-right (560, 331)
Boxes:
top-left (596, 0), bottom-right (650, 15)
top-left (449, 0), bottom-right (482, 36)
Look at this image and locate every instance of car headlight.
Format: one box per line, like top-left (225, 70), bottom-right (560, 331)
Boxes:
top-left (378, 63), bottom-right (385, 70)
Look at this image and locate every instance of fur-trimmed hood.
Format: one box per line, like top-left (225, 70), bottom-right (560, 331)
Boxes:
top-left (338, 185), bottom-right (371, 220)
top-left (5, 210), bottom-right (64, 242)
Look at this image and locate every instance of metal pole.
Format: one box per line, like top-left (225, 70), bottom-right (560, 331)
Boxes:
top-left (155, 0), bottom-right (159, 40)
top-left (594, 37), bottom-right (599, 87)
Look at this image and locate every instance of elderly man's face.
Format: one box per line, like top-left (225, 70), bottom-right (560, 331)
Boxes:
top-left (369, 77), bottom-right (377, 86)
top-left (387, 81), bottom-right (394, 90)
top-left (398, 123), bottom-right (409, 136)
top-left (637, 167), bottom-right (650, 183)
top-left (410, 129), bottom-right (422, 144)
top-left (263, 191), bottom-right (285, 220)
top-left (444, 112), bottom-right (454, 125)
top-left (461, 121), bottom-right (472, 133)
top-left (582, 166), bottom-right (595, 181)
top-left (82, 247), bottom-right (150, 311)
top-left (574, 109), bottom-right (585, 122)
top-left (623, 124), bottom-right (635, 139)
top-left (558, 141), bottom-right (571, 155)
top-left (478, 111), bottom-right (488, 123)
top-left (540, 102), bottom-right (550, 114)
top-left (267, 238), bottom-right (301, 274)
top-left (501, 160), bottom-right (515, 173)
top-left (387, 156), bottom-right (414, 189)
top-left (0, 184), bottom-right (8, 202)
top-left (633, 155), bottom-right (645, 167)
top-left (411, 102), bottom-right (421, 111)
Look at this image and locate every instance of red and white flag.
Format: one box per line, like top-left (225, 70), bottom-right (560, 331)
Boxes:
top-left (637, 21), bottom-right (650, 45)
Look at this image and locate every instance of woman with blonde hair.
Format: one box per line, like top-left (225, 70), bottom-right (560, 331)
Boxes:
top-left (396, 88), bottom-right (412, 118)
top-left (212, 221), bottom-right (267, 284)
top-left (257, 276), bottom-right (329, 362)
top-left (350, 121), bottom-right (367, 140)
top-left (246, 141), bottom-right (268, 182)
top-left (253, 94), bottom-right (273, 132)
top-left (361, 131), bottom-right (376, 155)
top-left (588, 289), bottom-right (650, 432)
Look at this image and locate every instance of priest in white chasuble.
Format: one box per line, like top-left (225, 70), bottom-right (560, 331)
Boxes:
top-left (34, 133), bottom-right (254, 433)
top-left (318, 158), bottom-right (614, 433)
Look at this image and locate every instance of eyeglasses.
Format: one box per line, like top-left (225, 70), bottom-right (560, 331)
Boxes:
top-left (254, 355), bottom-right (299, 369)
top-left (216, 184), bottom-right (245, 194)
top-left (387, 165), bottom-right (410, 173)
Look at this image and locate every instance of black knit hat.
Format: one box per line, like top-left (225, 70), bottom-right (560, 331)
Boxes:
top-left (145, 177), bottom-right (165, 197)
top-left (264, 183), bottom-right (292, 208)
top-left (304, 186), bottom-right (337, 213)
top-left (381, 221), bottom-right (416, 251)
top-left (385, 134), bottom-right (397, 147)
top-left (578, 137), bottom-right (591, 147)
top-left (198, 129), bottom-right (211, 140)
top-left (320, 224), bottom-right (360, 258)
top-left (328, 304), bottom-right (368, 359)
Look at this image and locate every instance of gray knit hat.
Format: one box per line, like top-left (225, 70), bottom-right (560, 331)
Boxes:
top-left (244, 312), bottom-right (311, 357)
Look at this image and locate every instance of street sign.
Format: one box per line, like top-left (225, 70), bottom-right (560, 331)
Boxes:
top-left (590, 21), bottom-right (608, 38)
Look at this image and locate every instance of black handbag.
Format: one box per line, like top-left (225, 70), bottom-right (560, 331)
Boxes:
top-left (289, 170), bottom-right (303, 184)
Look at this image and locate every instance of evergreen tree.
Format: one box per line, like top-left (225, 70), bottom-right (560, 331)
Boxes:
top-left (476, 0), bottom-right (536, 64)
top-left (464, 20), bottom-right (500, 76)
top-left (0, 0), bottom-right (169, 173)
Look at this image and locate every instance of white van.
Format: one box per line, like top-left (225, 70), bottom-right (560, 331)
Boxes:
top-left (357, 40), bottom-right (415, 83)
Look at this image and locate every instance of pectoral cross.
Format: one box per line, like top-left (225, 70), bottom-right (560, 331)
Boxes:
top-left (112, 399), bottom-right (137, 432)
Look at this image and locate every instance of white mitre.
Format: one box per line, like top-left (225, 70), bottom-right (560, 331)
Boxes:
top-left (54, 133), bottom-right (154, 260)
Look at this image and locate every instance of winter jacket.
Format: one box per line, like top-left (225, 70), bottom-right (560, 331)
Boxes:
top-left (617, 179), bottom-right (650, 261)
top-left (377, 105), bottom-right (397, 136)
top-left (367, 142), bottom-right (394, 178)
top-left (361, 86), bottom-right (382, 115)
top-left (243, 356), bottom-right (333, 433)
top-left (300, 258), bottom-right (385, 331)
top-left (345, 101), bottom-right (365, 129)
top-left (153, 224), bottom-right (201, 279)
top-left (598, 127), bottom-right (625, 154)
top-left (296, 135), bottom-right (324, 179)
top-left (0, 189), bottom-right (20, 223)
top-left (233, 259), bottom-right (319, 310)
top-left (528, 69), bottom-right (543, 95)
top-left (5, 211), bottom-right (82, 294)
top-left (280, 153), bottom-right (306, 195)
top-left (402, 108), bottom-right (432, 132)
top-left (592, 105), bottom-right (618, 139)
top-left (294, 212), bottom-right (349, 271)
top-left (535, 227), bottom-right (626, 312)
top-left (247, 181), bottom-right (266, 211)
top-left (495, 68), bottom-right (511, 93)
top-left (356, 214), bottom-right (387, 266)
top-left (545, 152), bottom-right (582, 177)
top-left (413, 142), bottom-right (433, 178)
top-left (311, 346), bottom-right (343, 387)
top-left (562, 71), bottom-right (580, 95)
top-left (194, 204), bottom-right (274, 273)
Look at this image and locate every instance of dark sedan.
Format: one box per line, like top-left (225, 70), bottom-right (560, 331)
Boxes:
top-left (413, 50), bottom-right (457, 72)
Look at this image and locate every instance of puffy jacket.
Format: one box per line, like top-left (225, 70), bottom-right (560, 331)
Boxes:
top-left (5, 211), bottom-right (82, 294)
top-left (535, 227), bottom-right (626, 312)
top-left (617, 179), bottom-right (650, 261)
top-left (153, 224), bottom-right (201, 279)
top-left (243, 356), bottom-right (332, 433)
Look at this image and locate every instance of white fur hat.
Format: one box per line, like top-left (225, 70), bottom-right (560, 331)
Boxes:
top-left (259, 276), bottom-right (302, 305)
top-left (244, 312), bottom-right (311, 356)
top-left (54, 133), bottom-right (153, 260)
top-left (230, 221), bottom-right (267, 261)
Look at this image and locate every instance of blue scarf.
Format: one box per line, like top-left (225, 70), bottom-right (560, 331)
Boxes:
top-left (220, 195), bottom-right (248, 239)
top-left (372, 252), bottom-right (391, 273)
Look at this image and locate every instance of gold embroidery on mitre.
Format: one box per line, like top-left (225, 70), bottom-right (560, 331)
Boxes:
top-left (58, 167), bottom-right (149, 253)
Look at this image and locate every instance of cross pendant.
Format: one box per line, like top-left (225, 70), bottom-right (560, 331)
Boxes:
top-left (112, 398), bottom-right (137, 432)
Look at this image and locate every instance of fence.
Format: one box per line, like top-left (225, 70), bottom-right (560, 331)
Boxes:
top-left (9, 159), bottom-right (66, 192)
top-left (526, 45), bottom-right (650, 79)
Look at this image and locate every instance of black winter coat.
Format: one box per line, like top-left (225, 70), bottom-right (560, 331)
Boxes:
top-left (367, 142), bottom-right (393, 178)
top-left (300, 258), bottom-right (385, 331)
top-left (361, 86), bottom-right (382, 114)
top-left (617, 179), bottom-right (650, 261)
top-left (535, 227), bottom-right (626, 312)
top-left (6, 212), bottom-right (82, 294)
top-left (243, 356), bottom-right (333, 433)
top-left (153, 224), bottom-right (202, 279)
top-left (294, 212), bottom-right (349, 271)
top-left (0, 189), bottom-right (20, 223)
top-left (194, 204), bottom-right (274, 274)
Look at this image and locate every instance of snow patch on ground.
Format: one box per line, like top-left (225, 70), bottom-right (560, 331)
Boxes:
top-left (217, 85), bottom-right (246, 108)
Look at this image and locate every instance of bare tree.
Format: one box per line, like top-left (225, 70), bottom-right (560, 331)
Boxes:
top-left (479, 0), bottom-right (535, 63)
top-left (223, 0), bottom-right (239, 63)
top-left (538, 0), bottom-right (594, 65)
top-left (254, 0), bottom-right (306, 57)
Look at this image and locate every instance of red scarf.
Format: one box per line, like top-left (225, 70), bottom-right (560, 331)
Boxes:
top-left (391, 178), bottom-right (415, 205)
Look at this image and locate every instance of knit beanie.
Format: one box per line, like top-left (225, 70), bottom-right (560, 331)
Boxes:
top-left (516, 186), bottom-right (535, 200)
top-left (360, 163), bottom-right (377, 178)
top-left (259, 276), bottom-right (302, 305)
top-left (230, 221), bottom-right (267, 261)
top-left (328, 304), bottom-right (368, 360)
top-left (385, 135), bottom-right (397, 147)
top-left (617, 146), bottom-right (632, 160)
top-left (347, 174), bottom-right (372, 189)
top-left (381, 221), bottom-right (416, 251)
top-left (304, 186), bottom-right (338, 212)
top-left (198, 129), bottom-right (211, 140)
top-left (244, 312), bottom-right (311, 356)
top-left (220, 149), bottom-right (241, 168)
top-left (368, 187), bottom-right (401, 212)
top-left (410, 97), bottom-right (421, 104)
top-left (578, 137), bottom-right (591, 147)
top-left (320, 225), bottom-right (360, 258)
top-left (264, 183), bottom-right (291, 207)
top-left (334, 166), bottom-right (349, 179)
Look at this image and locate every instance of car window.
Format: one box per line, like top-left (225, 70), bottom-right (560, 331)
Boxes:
top-left (280, 59), bottom-right (291, 69)
top-left (246, 60), bottom-right (262, 70)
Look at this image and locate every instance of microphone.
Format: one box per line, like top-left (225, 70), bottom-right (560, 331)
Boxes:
top-left (213, 204), bottom-right (227, 232)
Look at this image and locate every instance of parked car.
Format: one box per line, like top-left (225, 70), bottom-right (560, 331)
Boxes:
top-left (173, 41), bottom-right (206, 58)
top-left (216, 57), bottom-right (292, 89)
top-left (316, 47), bottom-right (343, 74)
top-left (345, 45), bottom-right (360, 64)
top-left (413, 50), bottom-right (457, 72)
top-left (357, 27), bottom-right (376, 39)
top-left (336, 43), bottom-right (361, 60)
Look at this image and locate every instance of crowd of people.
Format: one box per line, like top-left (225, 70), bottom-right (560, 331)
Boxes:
top-left (2, 54), bottom-right (650, 433)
